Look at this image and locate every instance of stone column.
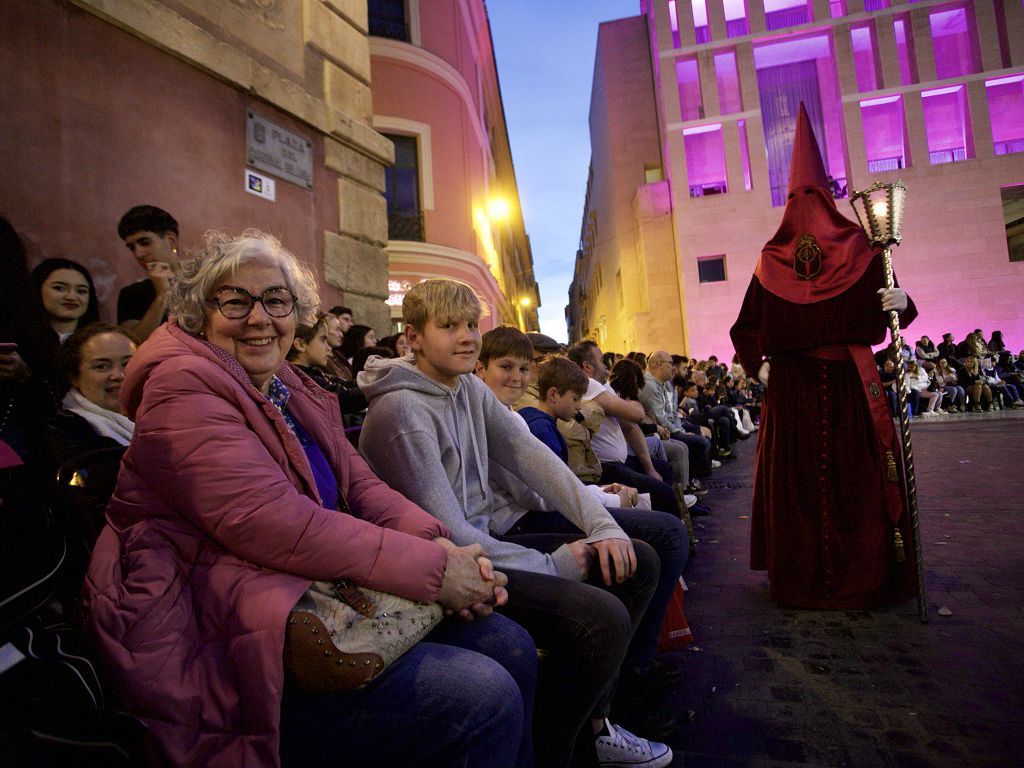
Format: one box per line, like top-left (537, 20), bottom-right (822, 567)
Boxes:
top-left (746, 0), bottom-right (767, 35)
top-left (966, 79), bottom-right (993, 159)
top-left (675, 0), bottom-right (697, 48)
top-left (1002, 0), bottom-right (1024, 67)
top-left (972, 0), bottom-right (1005, 71)
top-left (832, 22), bottom-right (860, 96)
top-left (910, 9), bottom-right (937, 84)
top-left (708, 0), bottom-right (728, 42)
top-left (843, 101), bottom-right (868, 188)
top-left (903, 90), bottom-right (929, 170)
top-left (874, 17), bottom-right (902, 91)
top-left (699, 49), bottom-right (722, 119)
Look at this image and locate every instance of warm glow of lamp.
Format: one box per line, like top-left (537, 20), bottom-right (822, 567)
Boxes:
top-left (487, 197), bottom-right (511, 221)
top-left (849, 181), bottom-right (907, 248)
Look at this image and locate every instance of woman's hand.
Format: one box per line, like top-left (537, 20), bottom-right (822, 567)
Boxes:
top-left (878, 287), bottom-right (908, 312)
top-left (435, 539), bottom-right (499, 617)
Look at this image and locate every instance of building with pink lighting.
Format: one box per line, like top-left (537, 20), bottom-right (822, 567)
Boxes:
top-left (368, 0), bottom-right (539, 333)
top-left (569, 0), bottom-right (1024, 359)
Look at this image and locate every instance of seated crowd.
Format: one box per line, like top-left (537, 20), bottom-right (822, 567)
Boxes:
top-left (5, 206), bottom-right (1017, 767)
top-left (3, 209), bottom-right (746, 768)
top-left (878, 332), bottom-right (1024, 417)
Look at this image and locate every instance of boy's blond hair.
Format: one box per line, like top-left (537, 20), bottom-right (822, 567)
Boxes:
top-left (538, 356), bottom-right (589, 399)
top-left (403, 278), bottom-right (488, 331)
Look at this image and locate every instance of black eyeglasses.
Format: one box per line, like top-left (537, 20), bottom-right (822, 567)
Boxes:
top-left (206, 286), bottom-right (296, 319)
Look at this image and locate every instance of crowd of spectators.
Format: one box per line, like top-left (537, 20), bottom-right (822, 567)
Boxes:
top-left (879, 331), bottom-right (1024, 416)
top-left (2, 202), bottom-right (1020, 767)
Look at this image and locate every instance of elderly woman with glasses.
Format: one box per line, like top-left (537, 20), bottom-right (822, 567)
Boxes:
top-left (82, 230), bottom-right (535, 768)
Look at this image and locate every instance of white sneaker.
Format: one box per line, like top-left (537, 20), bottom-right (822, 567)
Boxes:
top-left (595, 719), bottom-right (673, 767)
top-left (711, 459), bottom-right (722, 469)
top-left (684, 493), bottom-right (697, 508)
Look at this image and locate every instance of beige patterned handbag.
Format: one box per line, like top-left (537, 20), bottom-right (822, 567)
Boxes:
top-left (284, 580), bottom-right (443, 692)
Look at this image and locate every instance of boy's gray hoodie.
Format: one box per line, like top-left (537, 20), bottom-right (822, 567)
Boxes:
top-left (358, 356), bottom-right (627, 580)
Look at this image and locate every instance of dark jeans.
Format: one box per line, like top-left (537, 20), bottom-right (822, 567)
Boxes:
top-left (280, 612), bottom-right (535, 768)
top-left (599, 460), bottom-right (677, 514)
top-left (495, 535), bottom-right (658, 768)
top-left (507, 507), bottom-right (688, 672)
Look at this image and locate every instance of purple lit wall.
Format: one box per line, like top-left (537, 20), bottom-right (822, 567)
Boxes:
top-left (763, 0), bottom-right (810, 30)
top-left (893, 16), bottom-right (918, 85)
top-left (669, 0), bottom-right (681, 48)
top-left (851, 24), bottom-right (879, 91)
top-left (830, 0), bottom-right (847, 18)
top-left (986, 75), bottom-right (1024, 154)
top-left (922, 86), bottom-right (974, 163)
top-left (676, 58), bottom-right (703, 120)
top-left (684, 125), bottom-right (728, 194)
top-left (929, 6), bottom-right (981, 79)
top-left (691, 0), bottom-right (711, 43)
top-left (715, 51), bottom-right (743, 114)
top-left (738, 119), bottom-right (753, 189)
top-left (861, 96), bottom-right (908, 171)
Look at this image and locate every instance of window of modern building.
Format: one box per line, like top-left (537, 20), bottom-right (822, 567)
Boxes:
top-left (986, 74), bottom-right (1024, 155)
top-left (755, 33), bottom-right (848, 205)
top-left (684, 124), bottom-right (728, 197)
top-left (382, 134), bottom-right (424, 241)
top-left (863, 0), bottom-right (889, 11)
top-left (763, 0), bottom-right (810, 31)
top-left (1002, 184), bottom-right (1024, 262)
top-left (850, 23), bottom-right (880, 92)
top-left (861, 96), bottom-right (910, 172)
top-left (692, 0), bottom-right (711, 43)
top-left (368, 0), bottom-right (408, 42)
top-left (676, 58), bottom-right (704, 121)
top-left (715, 51), bottom-right (743, 114)
top-left (669, 0), bottom-right (681, 48)
top-left (930, 5), bottom-right (981, 80)
top-left (697, 255), bottom-right (727, 282)
top-left (738, 119), bottom-right (753, 190)
top-left (893, 15), bottom-right (919, 85)
top-left (921, 85), bottom-right (975, 165)
top-left (830, 0), bottom-right (847, 18)
top-left (725, 0), bottom-right (749, 37)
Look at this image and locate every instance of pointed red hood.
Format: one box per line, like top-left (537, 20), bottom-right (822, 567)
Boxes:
top-left (754, 103), bottom-right (878, 304)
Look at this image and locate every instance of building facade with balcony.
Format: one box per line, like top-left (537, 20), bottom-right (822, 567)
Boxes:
top-left (1, 0), bottom-right (396, 331)
top-left (368, 0), bottom-right (539, 332)
top-left (570, 0), bottom-right (1024, 358)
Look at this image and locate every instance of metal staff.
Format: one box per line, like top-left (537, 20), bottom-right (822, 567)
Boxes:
top-left (850, 181), bottom-right (928, 624)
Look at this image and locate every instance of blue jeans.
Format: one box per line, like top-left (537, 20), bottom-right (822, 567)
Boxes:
top-left (280, 612), bottom-right (535, 768)
top-left (669, 429), bottom-right (714, 477)
top-left (599, 460), bottom-right (677, 514)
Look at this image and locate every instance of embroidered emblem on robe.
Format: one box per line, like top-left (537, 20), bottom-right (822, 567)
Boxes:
top-left (794, 234), bottom-right (822, 280)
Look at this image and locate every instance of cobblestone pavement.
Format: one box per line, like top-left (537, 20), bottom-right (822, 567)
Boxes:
top-left (661, 410), bottom-right (1024, 767)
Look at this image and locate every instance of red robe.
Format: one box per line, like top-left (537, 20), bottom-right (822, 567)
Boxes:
top-left (730, 257), bottom-right (919, 609)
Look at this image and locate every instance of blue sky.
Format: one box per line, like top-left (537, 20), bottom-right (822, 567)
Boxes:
top-left (488, 1), bottom-right (641, 341)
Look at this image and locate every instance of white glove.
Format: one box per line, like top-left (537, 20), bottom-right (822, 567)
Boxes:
top-left (758, 361), bottom-right (770, 387)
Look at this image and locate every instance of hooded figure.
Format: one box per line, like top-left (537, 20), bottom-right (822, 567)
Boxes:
top-left (730, 104), bottom-right (919, 609)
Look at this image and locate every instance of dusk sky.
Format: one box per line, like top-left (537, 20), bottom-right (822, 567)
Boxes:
top-left (489, 1), bottom-right (640, 341)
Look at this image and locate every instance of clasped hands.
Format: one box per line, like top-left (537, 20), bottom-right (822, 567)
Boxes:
top-left (435, 537), bottom-right (507, 621)
top-left (567, 537), bottom-right (637, 586)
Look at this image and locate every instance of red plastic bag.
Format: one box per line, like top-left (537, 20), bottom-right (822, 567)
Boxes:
top-left (657, 578), bottom-right (693, 652)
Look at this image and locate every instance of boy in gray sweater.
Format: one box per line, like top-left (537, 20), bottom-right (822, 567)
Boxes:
top-left (359, 279), bottom-right (672, 768)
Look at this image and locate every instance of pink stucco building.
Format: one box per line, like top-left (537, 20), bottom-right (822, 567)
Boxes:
top-left (570, 0), bottom-right (1024, 359)
top-left (368, 0), bottom-right (539, 333)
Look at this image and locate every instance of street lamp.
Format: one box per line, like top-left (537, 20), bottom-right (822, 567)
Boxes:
top-left (849, 180), bottom-right (927, 624)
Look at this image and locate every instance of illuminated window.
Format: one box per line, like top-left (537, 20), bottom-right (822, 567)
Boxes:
top-left (921, 86), bottom-right (975, 165)
top-left (930, 5), bottom-right (981, 80)
top-left (684, 124), bottom-right (728, 197)
top-left (738, 119), bottom-right (753, 190)
top-left (763, 0), bottom-right (810, 31)
top-left (850, 23), bottom-right (879, 92)
top-left (861, 96), bottom-right (909, 172)
top-left (725, 0), bottom-right (749, 37)
top-left (864, 0), bottom-right (889, 10)
top-left (692, 0), bottom-right (711, 43)
top-left (669, 0), bottom-right (681, 48)
top-left (715, 51), bottom-right (743, 115)
top-left (893, 15), bottom-right (918, 86)
top-left (830, 0), bottom-right (847, 17)
top-left (986, 74), bottom-right (1024, 156)
top-left (676, 58), bottom-right (704, 121)
top-left (698, 256), bottom-right (727, 283)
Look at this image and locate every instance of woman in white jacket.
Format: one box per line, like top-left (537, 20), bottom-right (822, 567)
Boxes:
top-left (906, 361), bottom-right (943, 416)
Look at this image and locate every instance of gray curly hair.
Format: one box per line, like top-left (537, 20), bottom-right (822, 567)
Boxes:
top-left (167, 229), bottom-right (320, 334)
